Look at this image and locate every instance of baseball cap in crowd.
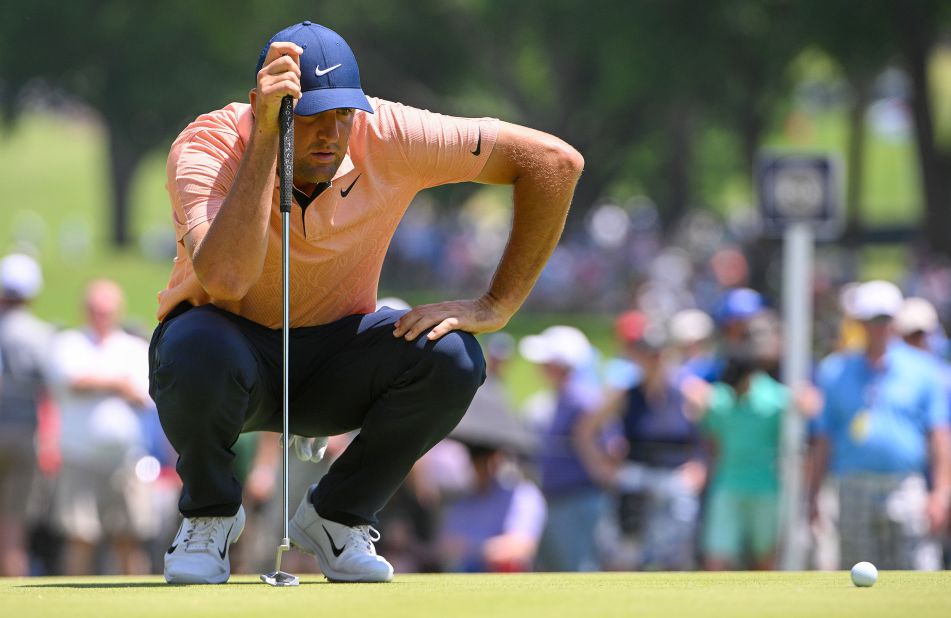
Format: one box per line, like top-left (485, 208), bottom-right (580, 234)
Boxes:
top-left (0, 253), bottom-right (43, 301)
top-left (669, 309), bottom-right (714, 346)
top-left (715, 288), bottom-right (764, 324)
top-left (519, 325), bottom-right (593, 369)
top-left (894, 297), bottom-right (940, 336)
top-left (615, 310), bottom-right (668, 352)
top-left (615, 310), bottom-right (648, 344)
top-left (851, 280), bottom-right (903, 322)
top-left (256, 21), bottom-right (373, 115)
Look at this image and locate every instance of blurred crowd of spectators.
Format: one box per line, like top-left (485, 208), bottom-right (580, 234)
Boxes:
top-left (3, 197), bottom-right (951, 575)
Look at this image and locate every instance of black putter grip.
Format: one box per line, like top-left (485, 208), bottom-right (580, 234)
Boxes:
top-left (278, 95), bottom-right (294, 214)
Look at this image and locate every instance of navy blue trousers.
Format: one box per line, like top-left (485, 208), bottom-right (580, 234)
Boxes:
top-left (148, 303), bottom-right (485, 526)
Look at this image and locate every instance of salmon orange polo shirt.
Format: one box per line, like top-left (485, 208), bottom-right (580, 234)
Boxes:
top-left (159, 97), bottom-right (499, 328)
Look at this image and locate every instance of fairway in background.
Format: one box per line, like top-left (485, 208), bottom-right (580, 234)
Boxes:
top-left (0, 112), bottom-right (172, 328)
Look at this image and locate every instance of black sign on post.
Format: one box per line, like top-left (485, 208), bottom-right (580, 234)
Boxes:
top-left (756, 152), bottom-right (842, 239)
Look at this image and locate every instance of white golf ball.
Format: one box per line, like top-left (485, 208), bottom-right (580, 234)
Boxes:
top-left (851, 561), bottom-right (878, 587)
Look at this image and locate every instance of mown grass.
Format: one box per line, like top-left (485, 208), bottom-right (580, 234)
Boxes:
top-left (3, 571), bottom-right (949, 618)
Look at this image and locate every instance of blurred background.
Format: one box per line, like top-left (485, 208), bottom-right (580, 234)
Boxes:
top-left (2, 0), bottom-right (951, 577)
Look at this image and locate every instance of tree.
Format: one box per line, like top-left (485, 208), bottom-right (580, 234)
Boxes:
top-left (5, 1), bottom-right (942, 250)
top-left (0, 1), bottom-right (302, 247)
top-left (798, 0), bottom-right (897, 247)
top-left (890, 0), bottom-right (951, 258)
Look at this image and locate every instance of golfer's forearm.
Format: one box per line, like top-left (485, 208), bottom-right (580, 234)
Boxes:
top-left (482, 148), bottom-right (583, 315)
top-left (191, 128), bottom-right (278, 300)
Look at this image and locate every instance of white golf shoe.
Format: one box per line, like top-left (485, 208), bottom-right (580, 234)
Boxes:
top-left (164, 505), bottom-right (246, 584)
top-left (289, 485), bottom-right (394, 582)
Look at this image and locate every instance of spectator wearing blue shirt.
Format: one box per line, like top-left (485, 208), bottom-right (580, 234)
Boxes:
top-left (809, 281), bottom-right (951, 570)
top-left (520, 325), bottom-right (604, 571)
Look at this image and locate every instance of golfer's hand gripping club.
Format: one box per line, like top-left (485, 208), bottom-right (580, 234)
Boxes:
top-left (279, 95), bottom-right (294, 213)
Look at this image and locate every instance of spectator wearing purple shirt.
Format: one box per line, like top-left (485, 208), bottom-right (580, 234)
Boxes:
top-left (438, 332), bottom-right (546, 572)
top-left (521, 326), bottom-right (605, 571)
top-left (438, 443), bottom-right (546, 573)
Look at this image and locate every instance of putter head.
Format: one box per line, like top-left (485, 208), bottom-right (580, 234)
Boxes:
top-left (260, 570), bottom-right (300, 586)
top-left (260, 541), bottom-right (298, 586)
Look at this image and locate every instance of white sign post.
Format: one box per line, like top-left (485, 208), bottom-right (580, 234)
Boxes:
top-left (756, 153), bottom-right (841, 571)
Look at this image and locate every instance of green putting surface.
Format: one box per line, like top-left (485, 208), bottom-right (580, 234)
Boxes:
top-left (3, 571), bottom-right (949, 618)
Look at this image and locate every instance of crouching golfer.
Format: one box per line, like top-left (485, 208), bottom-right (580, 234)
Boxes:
top-left (152, 21), bottom-right (583, 584)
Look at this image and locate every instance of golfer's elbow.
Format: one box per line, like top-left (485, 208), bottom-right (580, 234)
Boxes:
top-left (543, 136), bottom-right (584, 181)
top-left (563, 143), bottom-right (585, 180)
top-left (193, 262), bottom-right (254, 301)
top-left (199, 274), bottom-right (250, 301)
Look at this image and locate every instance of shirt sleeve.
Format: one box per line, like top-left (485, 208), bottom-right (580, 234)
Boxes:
top-left (700, 383), bottom-right (732, 434)
top-left (923, 363), bottom-right (950, 430)
top-left (604, 358), bottom-right (642, 391)
top-left (811, 355), bottom-right (839, 438)
top-left (502, 481), bottom-right (547, 540)
top-left (166, 127), bottom-right (243, 241)
top-left (44, 332), bottom-right (86, 391)
top-left (374, 100), bottom-right (500, 189)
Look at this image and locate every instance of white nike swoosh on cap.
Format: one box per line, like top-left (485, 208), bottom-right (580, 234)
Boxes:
top-left (315, 64), bottom-right (342, 77)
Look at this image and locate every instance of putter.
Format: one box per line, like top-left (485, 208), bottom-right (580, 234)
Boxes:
top-left (261, 94), bottom-right (300, 587)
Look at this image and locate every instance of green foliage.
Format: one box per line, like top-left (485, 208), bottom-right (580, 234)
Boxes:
top-left (1, 1), bottom-right (949, 247)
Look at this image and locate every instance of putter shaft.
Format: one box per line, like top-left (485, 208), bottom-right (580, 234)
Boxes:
top-left (261, 94), bottom-right (298, 588)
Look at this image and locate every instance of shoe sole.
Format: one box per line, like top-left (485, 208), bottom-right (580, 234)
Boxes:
top-left (288, 517), bottom-right (391, 583)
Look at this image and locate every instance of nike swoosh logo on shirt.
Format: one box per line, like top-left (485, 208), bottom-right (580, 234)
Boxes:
top-left (323, 525), bottom-right (346, 558)
top-left (340, 174), bottom-right (361, 197)
top-left (315, 64), bottom-right (342, 77)
top-left (471, 129), bottom-right (482, 156)
top-left (218, 521), bottom-right (236, 560)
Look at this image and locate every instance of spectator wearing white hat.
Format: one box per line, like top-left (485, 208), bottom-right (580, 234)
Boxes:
top-left (809, 280), bottom-right (951, 570)
top-left (669, 308), bottom-right (718, 383)
top-left (0, 253), bottom-right (55, 576)
top-left (895, 297), bottom-right (942, 352)
top-left (894, 296), bottom-right (951, 566)
top-left (520, 325), bottom-right (604, 571)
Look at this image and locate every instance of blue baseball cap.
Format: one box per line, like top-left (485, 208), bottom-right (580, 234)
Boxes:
top-left (255, 21), bottom-right (373, 116)
top-left (716, 288), bottom-right (765, 324)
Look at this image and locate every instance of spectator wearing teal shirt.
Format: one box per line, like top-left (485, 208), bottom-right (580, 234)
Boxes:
top-left (684, 314), bottom-right (820, 571)
top-left (809, 281), bottom-right (951, 571)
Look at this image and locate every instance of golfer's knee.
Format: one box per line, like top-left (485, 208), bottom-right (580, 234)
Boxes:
top-left (428, 330), bottom-right (486, 405)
